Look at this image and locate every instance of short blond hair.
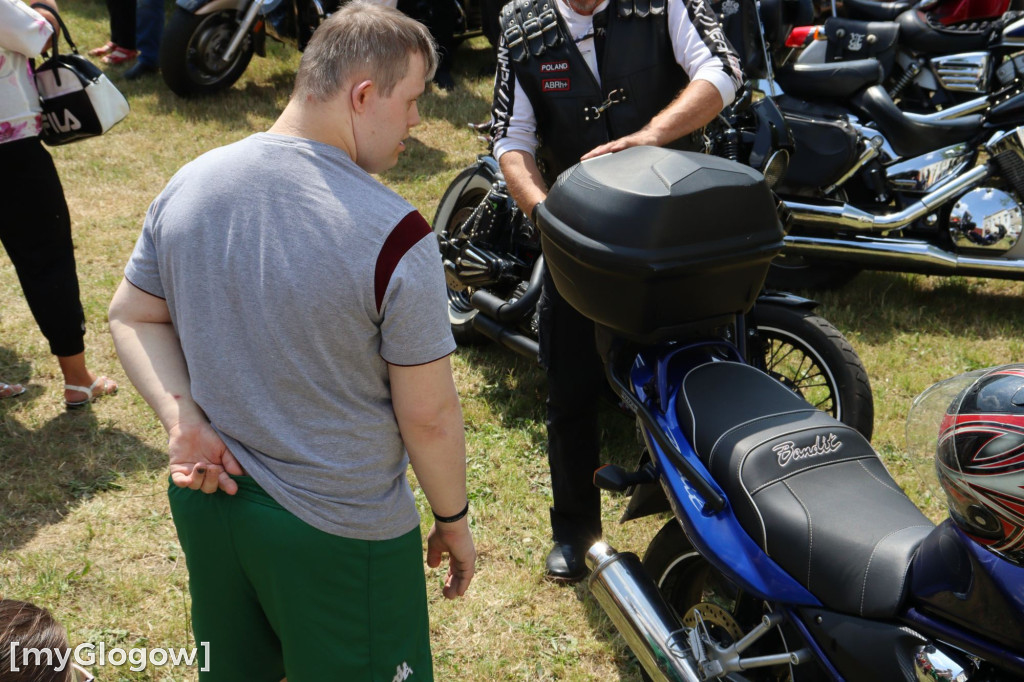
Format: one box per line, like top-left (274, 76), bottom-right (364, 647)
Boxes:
top-left (293, 1), bottom-right (438, 101)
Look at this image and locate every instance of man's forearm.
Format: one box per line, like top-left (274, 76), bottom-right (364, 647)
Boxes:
top-left (498, 149), bottom-right (548, 220)
top-left (110, 319), bottom-right (205, 432)
top-left (402, 396), bottom-right (468, 518)
top-left (109, 280), bottom-right (205, 433)
top-left (640, 79), bottom-right (725, 147)
top-left (390, 358), bottom-right (468, 517)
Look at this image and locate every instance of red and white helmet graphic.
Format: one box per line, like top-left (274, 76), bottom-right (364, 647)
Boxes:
top-left (933, 365), bottom-right (1024, 565)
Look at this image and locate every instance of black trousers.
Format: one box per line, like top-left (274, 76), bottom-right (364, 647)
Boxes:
top-left (107, 0), bottom-right (136, 49)
top-left (538, 266), bottom-right (605, 547)
top-left (0, 137), bottom-right (86, 358)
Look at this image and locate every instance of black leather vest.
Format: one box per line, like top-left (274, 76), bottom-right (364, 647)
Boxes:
top-left (499, 0), bottom-right (696, 183)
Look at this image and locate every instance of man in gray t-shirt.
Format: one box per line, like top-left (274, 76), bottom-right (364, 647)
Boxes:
top-left (108, 3), bottom-right (475, 680)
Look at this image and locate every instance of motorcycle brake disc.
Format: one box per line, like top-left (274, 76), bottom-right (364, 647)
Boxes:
top-left (683, 602), bottom-right (744, 644)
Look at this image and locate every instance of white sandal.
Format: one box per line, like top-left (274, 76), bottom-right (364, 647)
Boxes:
top-left (0, 382), bottom-right (26, 399)
top-left (64, 376), bottom-right (118, 409)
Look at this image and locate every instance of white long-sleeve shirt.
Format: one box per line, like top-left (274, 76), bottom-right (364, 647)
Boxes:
top-left (0, 0), bottom-right (53, 143)
top-left (492, 0), bottom-right (742, 161)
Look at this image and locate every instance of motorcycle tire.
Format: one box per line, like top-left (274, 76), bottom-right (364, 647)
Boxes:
top-left (641, 520), bottom-right (809, 682)
top-left (748, 304), bottom-right (874, 440)
top-left (764, 255), bottom-right (860, 291)
top-left (160, 7), bottom-right (256, 98)
top-left (431, 164), bottom-right (497, 345)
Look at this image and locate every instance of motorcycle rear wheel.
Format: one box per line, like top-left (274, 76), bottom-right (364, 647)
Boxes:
top-left (160, 7), bottom-right (256, 97)
top-left (748, 304), bottom-right (874, 440)
top-left (641, 520), bottom-right (807, 682)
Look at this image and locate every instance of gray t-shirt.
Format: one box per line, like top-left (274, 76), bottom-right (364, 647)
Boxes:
top-left (125, 132), bottom-right (456, 541)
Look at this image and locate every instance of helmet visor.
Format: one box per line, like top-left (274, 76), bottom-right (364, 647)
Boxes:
top-left (906, 369), bottom-right (987, 520)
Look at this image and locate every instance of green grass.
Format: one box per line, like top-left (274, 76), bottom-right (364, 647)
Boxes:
top-left (2, 2), bottom-right (1024, 680)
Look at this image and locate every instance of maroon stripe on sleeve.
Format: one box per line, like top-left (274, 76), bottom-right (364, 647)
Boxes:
top-left (374, 210), bottom-right (432, 313)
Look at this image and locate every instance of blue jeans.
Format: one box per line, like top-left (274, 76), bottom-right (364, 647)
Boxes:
top-left (136, 0), bottom-right (164, 66)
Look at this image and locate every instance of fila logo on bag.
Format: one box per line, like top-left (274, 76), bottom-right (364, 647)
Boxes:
top-left (43, 108), bottom-right (82, 133)
top-left (392, 662), bottom-right (414, 681)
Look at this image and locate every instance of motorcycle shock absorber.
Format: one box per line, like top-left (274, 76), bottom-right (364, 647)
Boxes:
top-left (720, 128), bottom-right (740, 162)
top-left (888, 60), bottom-right (923, 99)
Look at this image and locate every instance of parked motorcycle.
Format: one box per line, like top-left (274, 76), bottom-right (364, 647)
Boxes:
top-left (159, 0), bottom-right (495, 97)
top-left (783, 0), bottom-right (1024, 115)
top-left (711, 0), bottom-right (1024, 290)
top-left (535, 145), bottom-right (1024, 682)
top-left (433, 116), bottom-right (874, 439)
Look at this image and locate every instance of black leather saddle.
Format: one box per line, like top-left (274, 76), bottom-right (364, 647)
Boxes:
top-left (843, 0), bottom-right (917, 22)
top-left (775, 58), bottom-right (884, 99)
top-left (676, 361), bottom-right (934, 618)
top-left (849, 84), bottom-right (983, 158)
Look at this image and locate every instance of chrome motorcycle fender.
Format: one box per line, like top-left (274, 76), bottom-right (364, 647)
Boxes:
top-left (432, 154), bottom-right (501, 232)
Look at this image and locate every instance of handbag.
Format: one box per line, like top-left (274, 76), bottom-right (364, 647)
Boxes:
top-left (30, 4), bottom-right (130, 145)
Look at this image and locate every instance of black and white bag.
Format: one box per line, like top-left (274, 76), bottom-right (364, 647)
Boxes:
top-left (31, 4), bottom-right (129, 145)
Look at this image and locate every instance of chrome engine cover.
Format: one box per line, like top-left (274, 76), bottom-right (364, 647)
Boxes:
top-left (949, 187), bottom-right (1024, 251)
top-left (887, 143), bottom-right (971, 193)
top-left (930, 52), bottom-right (990, 94)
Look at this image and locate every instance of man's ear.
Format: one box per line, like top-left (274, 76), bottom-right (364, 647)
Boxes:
top-left (350, 79), bottom-right (374, 113)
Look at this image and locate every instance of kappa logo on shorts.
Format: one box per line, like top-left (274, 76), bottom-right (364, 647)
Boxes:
top-left (540, 60), bottom-right (569, 73)
top-left (542, 78), bottom-right (571, 92)
top-left (392, 661), bottom-right (414, 681)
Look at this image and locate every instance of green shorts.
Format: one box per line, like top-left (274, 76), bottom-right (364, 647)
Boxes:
top-left (168, 476), bottom-right (432, 682)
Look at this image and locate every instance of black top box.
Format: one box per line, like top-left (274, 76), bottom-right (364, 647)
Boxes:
top-left (536, 147), bottom-right (785, 344)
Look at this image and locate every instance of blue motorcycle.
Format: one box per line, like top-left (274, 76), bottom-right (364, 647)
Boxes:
top-left (535, 146), bottom-right (1024, 681)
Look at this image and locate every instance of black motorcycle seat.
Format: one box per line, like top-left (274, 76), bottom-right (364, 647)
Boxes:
top-left (775, 59), bottom-right (884, 100)
top-left (676, 361), bottom-right (934, 618)
top-left (843, 0), bottom-right (916, 22)
top-left (897, 8), bottom-right (994, 53)
top-left (850, 84), bottom-right (983, 158)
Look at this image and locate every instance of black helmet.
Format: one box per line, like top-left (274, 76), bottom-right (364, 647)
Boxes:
top-left (910, 365), bottom-right (1024, 566)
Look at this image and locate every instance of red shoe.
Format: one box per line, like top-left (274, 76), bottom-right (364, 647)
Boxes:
top-left (102, 47), bottom-right (139, 65)
top-left (89, 41), bottom-right (117, 57)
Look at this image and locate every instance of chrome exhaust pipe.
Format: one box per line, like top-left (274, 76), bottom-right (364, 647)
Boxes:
top-left (586, 542), bottom-right (702, 682)
top-left (782, 234), bottom-right (1024, 280)
top-left (783, 164), bottom-right (990, 233)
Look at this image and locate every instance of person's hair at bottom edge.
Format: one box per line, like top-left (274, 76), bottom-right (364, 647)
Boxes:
top-left (0, 599), bottom-right (76, 682)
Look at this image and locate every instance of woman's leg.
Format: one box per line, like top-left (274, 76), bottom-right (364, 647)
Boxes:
top-left (0, 138), bottom-right (117, 405)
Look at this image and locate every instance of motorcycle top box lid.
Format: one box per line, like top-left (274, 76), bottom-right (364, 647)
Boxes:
top-left (536, 147), bottom-right (784, 344)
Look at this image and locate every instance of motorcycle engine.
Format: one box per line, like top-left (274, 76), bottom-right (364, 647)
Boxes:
top-left (948, 187), bottom-right (1024, 251)
top-left (440, 183), bottom-right (533, 289)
